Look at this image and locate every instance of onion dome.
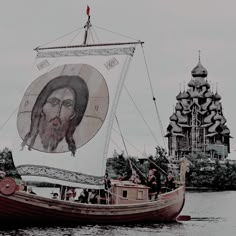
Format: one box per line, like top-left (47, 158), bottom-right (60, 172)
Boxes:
top-left (176, 91), bottom-right (182, 100)
top-left (176, 112), bottom-right (188, 123)
top-left (214, 92), bottom-right (221, 101)
top-left (175, 103), bottom-right (182, 111)
top-left (188, 79), bottom-right (195, 87)
top-left (205, 80), bottom-right (210, 89)
top-left (191, 52), bottom-right (208, 78)
top-left (170, 113), bottom-right (178, 121)
top-left (191, 90), bottom-right (203, 98)
top-left (176, 91), bottom-right (189, 100)
top-left (208, 121), bottom-right (220, 133)
top-left (209, 103), bottom-right (217, 111)
top-left (221, 117), bottom-right (227, 125)
top-left (201, 80), bottom-right (210, 89)
top-left (181, 90), bottom-right (190, 99)
top-left (221, 126), bottom-right (230, 135)
top-left (169, 121), bottom-right (182, 133)
top-left (204, 90), bottom-right (214, 98)
top-left (216, 102), bottom-right (222, 111)
top-left (213, 112), bottom-right (222, 121)
top-left (204, 112), bottom-right (215, 123)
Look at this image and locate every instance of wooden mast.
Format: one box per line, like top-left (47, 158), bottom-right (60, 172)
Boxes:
top-left (83, 5), bottom-right (91, 45)
top-left (34, 5), bottom-right (144, 51)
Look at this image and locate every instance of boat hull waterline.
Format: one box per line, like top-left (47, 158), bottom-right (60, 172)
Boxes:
top-left (0, 186), bottom-right (184, 225)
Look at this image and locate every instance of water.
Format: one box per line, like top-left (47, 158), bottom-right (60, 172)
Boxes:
top-left (0, 190), bottom-right (236, 236)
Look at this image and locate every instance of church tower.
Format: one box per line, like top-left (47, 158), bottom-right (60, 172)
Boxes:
top-left (165, 54), bottom-right (231, 160)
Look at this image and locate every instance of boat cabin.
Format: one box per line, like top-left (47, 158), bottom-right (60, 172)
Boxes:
top-left (111, 180), bottom-right (149, 204)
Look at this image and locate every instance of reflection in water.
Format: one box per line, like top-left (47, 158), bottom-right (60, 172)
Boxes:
top-left (1, 191), bottom-right (236, 236)
top-left (0, 224), bottom-right (185, 236)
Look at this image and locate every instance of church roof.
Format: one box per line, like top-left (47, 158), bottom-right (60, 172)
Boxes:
top-left (191, 54), bottom-right (208, 78)
top-left (214, 92), bottom-right (222, 101)
top-left (204, 90), bottom-right (214, 98)
top-left (170, 113), bottom-right (178, 121)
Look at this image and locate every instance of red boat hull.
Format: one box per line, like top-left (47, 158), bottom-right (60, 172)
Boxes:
top-left (0, 185), bottom-right (184, 225)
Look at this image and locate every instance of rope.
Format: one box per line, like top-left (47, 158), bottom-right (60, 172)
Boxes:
top-left (115, 116), bottom-right (136, 174)
top-left (110, 138), bottom-right (124, 153)
top-left (0, 107), bottom-right (18, 131)
top-left (140, 45), bottom-right (167, 150)
top-left (0, 55), bottom-right (39, 133)
top-left (129, 159), bottom-right (147, 179)
top-left (124, 85), bottom-right (159, 145)
top-left (115, 115), bottom-right (129, 157)
top-left (36, 27), bottom-right (84, 49)
top-left (111, 129), bottom-right (143, 155)
top-left (91, 26), bottom-right (101, 43)
top-left (93, 25), bottom-right (141, 42)
top-left (147, 158), bottom-right (168, 176)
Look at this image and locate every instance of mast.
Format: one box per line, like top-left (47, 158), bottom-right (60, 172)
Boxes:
top-left (83, 5), bottom-right (91, 45)
top-left (34, 5), bottom-right (144, 51)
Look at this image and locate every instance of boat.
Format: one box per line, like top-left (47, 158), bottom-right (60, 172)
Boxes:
top-left (0, 7), bottom-right (185, 225)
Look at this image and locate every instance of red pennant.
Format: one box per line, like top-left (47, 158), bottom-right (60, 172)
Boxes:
top-left (86, 5), bottom-right (90, 16)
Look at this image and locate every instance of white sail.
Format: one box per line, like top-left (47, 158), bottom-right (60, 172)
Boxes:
top-left (13, 45), bottom-right (136, 189)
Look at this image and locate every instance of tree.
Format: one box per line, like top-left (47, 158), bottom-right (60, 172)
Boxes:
top-left (0, 148), bottom-right (21, 179)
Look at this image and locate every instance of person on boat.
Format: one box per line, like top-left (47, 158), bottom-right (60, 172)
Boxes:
top-left (147, 169), bottom-right (158, 200)
top-left (66, 187), bottom-right (77, 201)
top-left (77, 188), bottom-right (89, 203)
top-left (19, 181), bottom-right (28, 192)
top-left (51, 192), bottom-right (59, 200)
top-left (0, 170), bottom-right (6, 179)
top-left (21, 76), bottom-right (89, 156)
top-left (165, 170), bottom-right (176, 190)
top-left (104, 173), bottom-right (111, 190)
top-left (117, 173), bottom-right (123, 181)
top-left (104, 173), bottom-right (112, 203)
top-left (98, 189), bottom-right (107, 204)
top-left (88, 189), bottom-right (98, 204)
top-left (129, 171), bottom-right (141, 184)
top-left (28, 186), bottom-right (36, 195)
top-left (152, 168), bottom-right (161, 195)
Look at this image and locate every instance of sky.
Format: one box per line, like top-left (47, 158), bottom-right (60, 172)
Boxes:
top-left (0, 0), bottom-right (236, 159)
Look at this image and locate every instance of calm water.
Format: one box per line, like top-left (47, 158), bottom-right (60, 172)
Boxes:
top-left (0, 190), bottom-right (236, 236)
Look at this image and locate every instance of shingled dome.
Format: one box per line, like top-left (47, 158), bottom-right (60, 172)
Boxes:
top-left (191, 61), bottom-right (208, 78)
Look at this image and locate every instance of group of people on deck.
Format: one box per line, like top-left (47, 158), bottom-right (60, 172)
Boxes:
top-left (146, 168), bottom-right (176, 200)
top-left (59, 187), bottom-right (99, 204)
top-left (77, 188), bottom-right (98, 204)
top-left (19, 182), bottom-right (37, 195)
top-left (52, 173), bottom-right (112, 204)
top-left (15, 170), bottom-right (176, 203)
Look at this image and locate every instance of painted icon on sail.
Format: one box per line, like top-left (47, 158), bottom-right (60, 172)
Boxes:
top-left (17, 64), bottom-right (109, 155)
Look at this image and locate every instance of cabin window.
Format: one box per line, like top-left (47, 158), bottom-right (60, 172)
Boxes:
top-left (137, 190), bottom-right (144, 200)
top-left (122, 190), bottom-right (128, 198)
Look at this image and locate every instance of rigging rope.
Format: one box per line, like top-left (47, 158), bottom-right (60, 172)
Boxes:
top-left (112, 128), bottom-right (143, 154)
top-left (140, 44), bottom-right (167, 150)
top-left (124, 85), bottom-right (159, 146)
top-left (36, 27), bottom-right (84, 48)
top-left (115, 115), bottom-right (135, 173)
top-left (129, 159), bottom-right (147, 179)
top-left (93, 25), bottom-right (140, 42)
top-left (147, 158), bottom-right (168, 176)
top-left (115, 115), bottom-right (129, 157)
top-left (0, 107), bottom-right (18, 131)
top-left (91, 27), bottom-right (102, 43)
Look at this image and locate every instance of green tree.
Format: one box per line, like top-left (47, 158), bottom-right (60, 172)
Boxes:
top-left (0, 148), bottom-right (21, 179)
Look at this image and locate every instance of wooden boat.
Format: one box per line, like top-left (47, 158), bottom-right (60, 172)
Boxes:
top-left (0, 178), bottom-right (185, 225)
top-left (0, 7), bottom-right (185, 225)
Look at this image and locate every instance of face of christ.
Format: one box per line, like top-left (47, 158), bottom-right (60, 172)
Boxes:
top-left (21, 74), bottom-right (90, 156)
top-left (38, 87), bottom-right (76, 151)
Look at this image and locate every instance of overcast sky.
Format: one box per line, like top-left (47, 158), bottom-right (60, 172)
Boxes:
top-left (0, 0), bottom-right (236, 159)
